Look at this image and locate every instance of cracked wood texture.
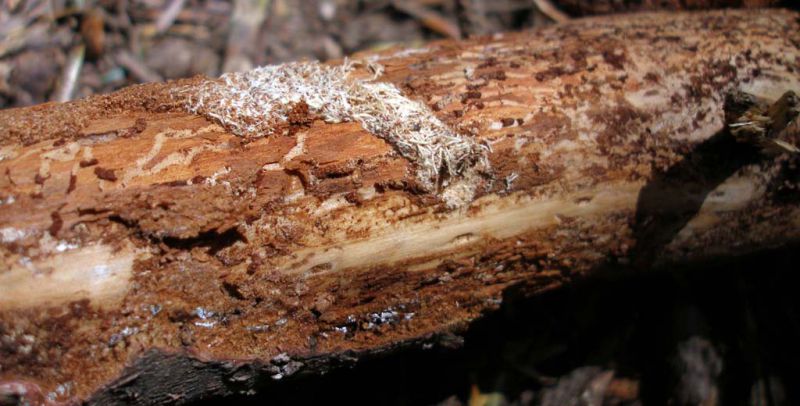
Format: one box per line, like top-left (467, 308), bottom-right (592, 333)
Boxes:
top-left (1, 9), bottom-right (800, 405)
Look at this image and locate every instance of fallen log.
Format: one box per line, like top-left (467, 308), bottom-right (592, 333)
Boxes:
top-left (552, 0), bottom-right (781, 16)
top-left (1, 9), bottom-right (799, 405)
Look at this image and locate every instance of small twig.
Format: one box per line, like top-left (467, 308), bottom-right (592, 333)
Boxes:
top-left (772, 117), bottom-right (800, 154)
top-left (393, 0), bottom-right (461, 40)
top-left (155, 0), bottom-right (186, 33)
top-left (53, 44), bottom-right (84, 102)
top-left (532, 0), bottom-right (570, 24)
top-left (223, 0), bottom-right (271, 73)
top-left (116, 51), bottom-right (163, 83)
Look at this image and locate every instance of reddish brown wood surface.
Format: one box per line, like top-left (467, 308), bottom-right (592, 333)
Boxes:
top-left (553, 0), bottom-right (780, 15)
top-left (1, 9), bottom-right (799, 405)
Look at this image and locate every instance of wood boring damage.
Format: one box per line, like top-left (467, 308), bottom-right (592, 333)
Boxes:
top-left (177, 60), bottom-right (491, 207)
top-left (1, 8), bottom-right (799, 405)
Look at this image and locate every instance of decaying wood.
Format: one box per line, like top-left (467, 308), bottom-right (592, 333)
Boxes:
top-left (1, 9), bottom-right (799, 405)
top-left (554, 0), bottom-right (781, 16)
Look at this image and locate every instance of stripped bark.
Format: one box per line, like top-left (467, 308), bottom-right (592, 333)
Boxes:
top-left (554, 0), bottom-right (781, 16)
top-left (1, 9), bottom-right (799, 405)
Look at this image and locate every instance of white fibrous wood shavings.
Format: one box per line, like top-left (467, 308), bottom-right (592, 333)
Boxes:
top-left (176, 61), bottom-right (489, 207)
